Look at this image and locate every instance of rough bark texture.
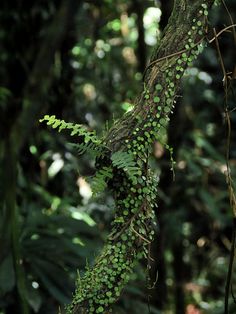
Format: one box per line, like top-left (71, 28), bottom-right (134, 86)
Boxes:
top-left (67, 1), bottom-right (214, 313)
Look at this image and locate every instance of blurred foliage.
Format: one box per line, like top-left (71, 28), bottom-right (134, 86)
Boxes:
top-left (0, 0), bottom-right (236, 313)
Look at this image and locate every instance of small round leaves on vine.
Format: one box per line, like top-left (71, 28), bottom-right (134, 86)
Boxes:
top-left (155, 84), bottom-right (163, 91)
top-left (97, 306), bottom-right (104, 313)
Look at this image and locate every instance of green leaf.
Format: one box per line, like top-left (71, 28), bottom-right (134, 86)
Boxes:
top-left (26, 280), bottom-right (42, 312)
top-left (111, 151), bottom-right (140, 180)
top-left (0, 254), bottom-right (15, 294)
top-left (91, 167), bottom-right (113, 195)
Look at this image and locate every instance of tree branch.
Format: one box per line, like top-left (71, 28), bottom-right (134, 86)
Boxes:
top-left (67, 1), bottom-right (214, 313)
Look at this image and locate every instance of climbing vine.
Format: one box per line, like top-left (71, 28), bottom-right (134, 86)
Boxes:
top-left (40, 1), bottom-right (214, 313)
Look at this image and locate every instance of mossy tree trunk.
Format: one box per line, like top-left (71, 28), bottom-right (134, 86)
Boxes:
top-left (67, 1), bottom-right (214, 313)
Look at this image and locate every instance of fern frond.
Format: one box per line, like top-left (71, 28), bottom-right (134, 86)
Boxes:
top-left (69, 142), bottom-right (103, 157)
top-left (111, 151), bottom-right (140, 180)
top-left (91, 166), bottom-right (113, 195)
top-left (40, 115), bottom-right (102, 155)
top-left (77, 142), bottom-right (101, 156)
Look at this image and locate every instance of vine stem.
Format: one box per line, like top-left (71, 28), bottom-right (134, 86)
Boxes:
top-left (143, 23), bottom-right (236, 82)
top-left (213, 16), bottom-right (236, 313)
top-left (225, 219), bottom-right (236, 314)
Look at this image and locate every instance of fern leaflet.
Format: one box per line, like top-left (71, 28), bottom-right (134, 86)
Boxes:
top-left (40, 115), bottom-right (102, 155)
top-left (68, 142), bottom-right (103, 157)
top-left (111, 151), bottom-right (140, 181)
top-left (91, 166), bottom-right (113, 195)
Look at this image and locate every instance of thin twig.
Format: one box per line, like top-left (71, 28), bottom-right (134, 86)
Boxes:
top-left (108, 200), bottom-right (148, 241)
top-left (143, 24), bottom-right (236, 82)
top-left (208, 24), bottom-right (236, 43)
top-left (221, 0), bottom-right (236, 45)
top-left (108, 216), bottom-right (134, 241)
top-left (131, 225), bottom-right (151, 244)
top-left (143, 38), bottom-right (204, 81)
top-left (213, 28), bottom-right (227, 85)
top-left (214, 23), bottom-right (236, 314)
top-left (225, 219), bottom-right (236, 314)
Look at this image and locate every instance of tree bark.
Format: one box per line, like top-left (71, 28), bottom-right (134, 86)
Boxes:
top-left (67, 1), bottom-right (214, 313)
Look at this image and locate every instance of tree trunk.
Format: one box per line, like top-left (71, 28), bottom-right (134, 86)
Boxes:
top-left (67, 1), bottom-right (214, 313)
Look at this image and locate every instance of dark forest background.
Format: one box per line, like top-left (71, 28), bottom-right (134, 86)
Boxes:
top-left (0, 1), bottom-right (236, 313)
